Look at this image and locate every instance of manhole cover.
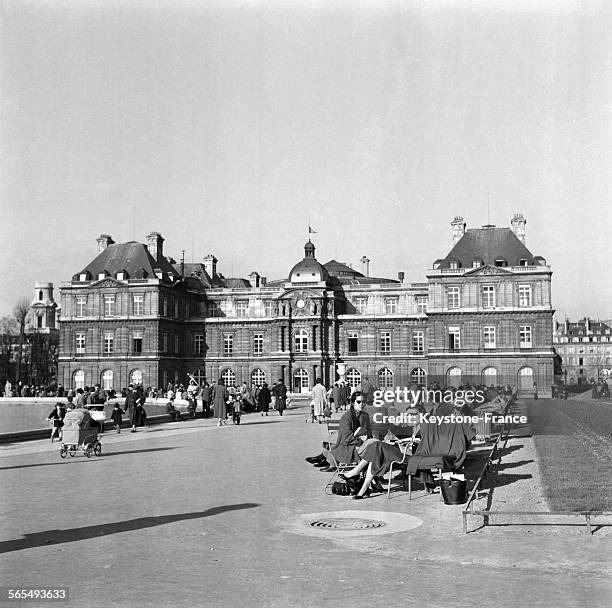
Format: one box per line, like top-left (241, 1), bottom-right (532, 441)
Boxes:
top-left (310, 518), bottom-right (386, 530)
top-left (285, 510), bottom-right (423, 538)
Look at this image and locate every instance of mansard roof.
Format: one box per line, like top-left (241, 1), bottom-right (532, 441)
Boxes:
top-left (437, 227), bottom-right (541, 269)
top-left (75, 241), bottom-right (180, 281)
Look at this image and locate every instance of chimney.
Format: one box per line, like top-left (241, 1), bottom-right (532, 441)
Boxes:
top-left (398, 271), bottom-right (405, 283)
top-left (96, 234), bottom-right (115, 252)
top-left (249, 271), bottom-right (260, 287)
top-left (203, 254), bottom-right (218, 278)
top-left (180, 250), bottom-right (185, 278)
top-left (360, 256), bottom-right (370, 277)
top-left (510, 213), bottom-right (526, 243)
top-left (146, 231), bottom-right (164, 262)
top-left (451, 216), bottom-right (466, 243)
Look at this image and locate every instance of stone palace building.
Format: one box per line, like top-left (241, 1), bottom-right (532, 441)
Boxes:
top-left (57, 214), bottom-right (554, 395)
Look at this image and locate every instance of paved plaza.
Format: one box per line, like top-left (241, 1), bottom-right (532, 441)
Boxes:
top-left (1, 403), bottom-right (611, 608)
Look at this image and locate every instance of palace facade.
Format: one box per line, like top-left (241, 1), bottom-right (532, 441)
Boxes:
top-left (57, 214), bottom-right (555, 395)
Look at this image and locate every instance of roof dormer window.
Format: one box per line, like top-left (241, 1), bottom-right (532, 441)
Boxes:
top-left (79, 273), bottom-right (89, 282)
top-left (116, 271), bottom-right (128, 281)
top-left (519, 259), bottom-right (529, 266)
top-left (449, 260), bottom-right (461, 269)
top-left (472, 260), bottom-right (482, 268)
top-left (97, 272), bottom-right (106, 280)
top-left (495, 258), bottom-right (507, 267)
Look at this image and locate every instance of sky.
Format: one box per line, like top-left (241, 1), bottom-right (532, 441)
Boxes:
top-left (1, 0), bottom-right (611, 321)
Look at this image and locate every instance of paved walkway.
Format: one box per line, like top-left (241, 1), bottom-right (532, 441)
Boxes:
top-left (1, 404), bottom-right (610, 607)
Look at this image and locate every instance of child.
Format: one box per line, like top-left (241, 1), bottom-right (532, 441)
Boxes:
top-left (231, 395), bottom-right (242, 425)
top-left (111, 402), bottom-right (123, 433)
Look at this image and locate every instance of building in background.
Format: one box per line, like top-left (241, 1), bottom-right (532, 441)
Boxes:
top-left (553, 318), bottom-right (612, 384)
top-left (57, 214), bottom-right (555, 395)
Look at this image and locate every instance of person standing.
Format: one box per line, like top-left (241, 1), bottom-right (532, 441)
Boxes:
top-left (258, 382), bottom-right (271, 416)
top-left (212, 378), bottom-right (229, 426)
top-left (200, 382), bottom-right (212, 418)
top-left (312, 377), bottom-right (328, 423)
top-left (273, 378), bottom-right (288, 416)
top-left (111, 402), bottom-right (123, 433)
top-left (358, 377), bottom-right (375, 406)
top-left (124, 384), bottom-right (138, 432)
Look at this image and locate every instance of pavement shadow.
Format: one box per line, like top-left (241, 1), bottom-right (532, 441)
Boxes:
top-left (0, 503), bottom-right (259, 554)
top-left (0, 461), bottom-right (100, 472)
top-left (486, 472), bottom-right (533, 489)
top-left (495, 444), bottom-right (523, 459)
top-left (495, 459), bottom-right (534, 471)
top-left (103, 447), bottom-right (178, 456)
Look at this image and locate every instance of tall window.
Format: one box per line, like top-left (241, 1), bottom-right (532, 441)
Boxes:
top-left (222, 368), bottom-right (236, 388)
top-left (483, 326), bottom-right (496, 349)
top-left (380, 331), bottom-right (391, 354)
top-left (103, 332), bottom-right (114, 354)
top-left (76, 332), bottom-right (86, 354)
top-left (192, 370), bottom-right (205, 385)
top-left (133, 294), bottom-right (144, 315)
top-left (104, 295), bottom-right (115, 316)
top-left (354, 297), bottom-right (368, 314)
top-left (174, 299), bottom-right (179, 318)
top-left (482, 285), bottom-right (495, 308)
top-left (411, 368), bottom-right (426, 385)
top-left (384, 297), bottom-right (398, 314)
top-left (102, 370), bottom-right (114, 390)
top-left (130, 369), bottom-right (143, 386)
top-left (174, 335), bottom-right (179, 353)
top-left (416, 296), bottom-right (428, 314)
top-left (235, 300), bottom-right (248, 318)
top-left (162, 332), bottom-right (168, 352)
top-left (346, 368), bottom-right (361, 388)
top-left (519, 325), bottom-right (532, 348)
top-left (518, 285), bottom-right (532, 307)
top-left (223, 334), bottom-right (233, 356)
top-left (412, 331), bottom-right (424, 354)
top-left (378, 367), bottom-right (394, 389)
top-left (294, 328), bottom-right (309, 353)
top-left (448, 327), bottom-right (460, 350)
top-left (251, 368), bottom-right (266, 386)
top-left (163, 296), bottom-right (168, 317)
top-left (73, 370), bottom-right (85, 390)
top-left (447, 286), bottom-right (460, 309)
top-left (253, 332), bottom-right (264, 355)
top-left (264, 300), bottom-right (276, 317)
top-left (194, 334), bottom-right (204, 355)
top-left (347, 331), bottom-right (359, 354)
top-left (293, 368), bottom-right (309, 392)
top-left (133, 332), bottom-right (143, 354)
top-left (76, 296), bottom-right (86, 317)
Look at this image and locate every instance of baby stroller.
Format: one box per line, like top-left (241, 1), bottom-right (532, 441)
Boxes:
top-left (59, 409), bottom-right (102, 459)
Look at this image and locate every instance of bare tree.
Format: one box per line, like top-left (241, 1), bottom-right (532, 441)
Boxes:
top-left (13, 297), bottom-right (30, 384)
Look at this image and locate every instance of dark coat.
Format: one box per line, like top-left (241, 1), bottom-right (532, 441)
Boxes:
top-left (200, 386), bottom-right (212, 403)
top-left (110, 408), bottom-right (123, 424)
top-left (272, 383), bottom-right (287, 411)
top-left (330, 408), bottom-right (372, 465)
top-left (48, 406), bottom-right (66, 428)
top-left (258, 386), bottom-right (271, 412)
top-left (212, 384), bottom-right (229, 418)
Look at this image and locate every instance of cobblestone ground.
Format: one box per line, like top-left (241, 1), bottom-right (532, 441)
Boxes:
top-left (1, 404), bottom-right (610, 608)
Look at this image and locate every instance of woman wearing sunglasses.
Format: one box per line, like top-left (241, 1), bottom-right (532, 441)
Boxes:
top-left (305, 391), bottom-right (372, 473)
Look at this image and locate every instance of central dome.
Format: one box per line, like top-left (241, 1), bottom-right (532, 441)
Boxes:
top-left (288, 240), bottom-right (330, 284)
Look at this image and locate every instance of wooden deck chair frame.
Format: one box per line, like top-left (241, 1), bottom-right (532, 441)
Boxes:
top-left (386, 431), bottom-right (418, 499)
top-left (324, 420), bottom-right (357, 494)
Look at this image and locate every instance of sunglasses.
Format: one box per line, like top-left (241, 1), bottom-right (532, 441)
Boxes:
top-left (355, 399), bottom-right (364, 403)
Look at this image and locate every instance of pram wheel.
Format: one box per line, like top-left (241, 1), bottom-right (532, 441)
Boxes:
top-left (69, 446), bottom-right (77, 457)
top-left (93, 442), bottom-right (102, 457)
top-left (60, 446), bottom-right (67, 459)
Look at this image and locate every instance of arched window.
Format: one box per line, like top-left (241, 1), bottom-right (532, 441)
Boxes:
top-left (130, 369), bottom-right (143, 386)
top-left (221, 368), bottom-right (236, 388)
top-left (251, 368), bottom-right (266, 387)
top-left (101, 369), bottom-right (114, 391)
top-left (294, 328), bottom-right (309, 353)
top-left (346, 368), bottom-right (361, 389)
top-left (518, 366), bottom-right (534, 393)
top-left (447, 367), bottom-right (462, 388)
top-left (482, 367), bottom-right (497, 387)
top-left (293, 368), bottom-right (309, 392)
top-left (38, 290), bottom-right (43, 301)
top-left (410, 368), bottom-right (427, 385)
top-left (378, 367), bottom-right (394, 389)
top-left (73, 370), bottom-right (85, 390)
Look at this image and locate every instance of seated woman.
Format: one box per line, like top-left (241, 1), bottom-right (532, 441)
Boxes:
top-left (305, 391), bottom-right (372, 473)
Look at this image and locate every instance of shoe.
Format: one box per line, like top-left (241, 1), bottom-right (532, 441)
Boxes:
top-left (352, 494), bottom-right (367, 500)
top-left (319, 466), bottom-right (337, 473)
top-left (306, 455), bottom-right (325, 464)
top-left (313, 461), bottom-right (329, 468)
top-left (130, 430), bottom-right (136, 433)
top-left (372, 479), bottom-right (385, 493)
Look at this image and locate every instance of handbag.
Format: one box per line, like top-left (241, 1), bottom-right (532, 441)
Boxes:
top-left (331, 481), bottom-right (351, 496)
top-left (323, 405), bottom-right (332, 418)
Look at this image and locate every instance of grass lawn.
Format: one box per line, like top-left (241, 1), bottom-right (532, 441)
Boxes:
top-left (528, 399), bottom-right (612, 511)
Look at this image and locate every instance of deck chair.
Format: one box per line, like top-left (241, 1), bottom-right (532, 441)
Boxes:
top-left (324, 420), bottom-right (357, 494)
top-left (386, 430), bottom-right (419, 499)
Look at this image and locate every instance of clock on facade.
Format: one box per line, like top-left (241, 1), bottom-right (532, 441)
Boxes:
top-left (296, 299), bottom-right (306, 309)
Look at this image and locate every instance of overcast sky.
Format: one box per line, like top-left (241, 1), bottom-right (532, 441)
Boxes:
top-left (1, 0), bottom-right (610, 321)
